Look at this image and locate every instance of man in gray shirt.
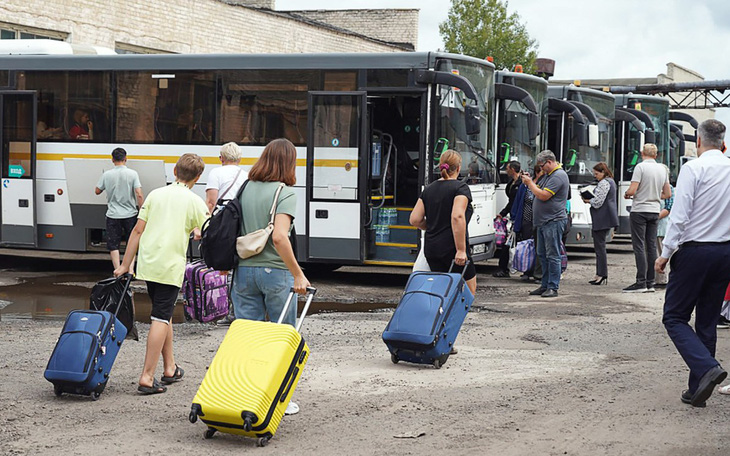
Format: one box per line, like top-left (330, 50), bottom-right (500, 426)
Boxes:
top-left (520, 150), bottom-right (569, 298)
top-left (95, 148), bottom-right (144, 272)
top-left (623, 143), bottom-right (670, 293)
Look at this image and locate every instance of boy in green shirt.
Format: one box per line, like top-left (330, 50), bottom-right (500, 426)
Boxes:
top-left (115, 154), bottom-right (209, 394)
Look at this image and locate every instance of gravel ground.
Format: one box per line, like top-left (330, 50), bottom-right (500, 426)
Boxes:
top-left (1, 239), bottom-right (730, 455)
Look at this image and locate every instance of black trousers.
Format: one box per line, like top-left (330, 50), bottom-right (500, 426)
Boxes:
top-left (592, 229), bottom-right (610, 277)
top-left (662, 242), bottom-right (730, 392)
top-left (630, 211), bottom-right (659, 286)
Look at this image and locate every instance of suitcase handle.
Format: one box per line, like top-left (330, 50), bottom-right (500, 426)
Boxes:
top-left (448, 259), bottom-right (471, 282)
top-left (112, 273), bottom-right (135, 319)
top-left (278, 287), bottom-right (317, 332)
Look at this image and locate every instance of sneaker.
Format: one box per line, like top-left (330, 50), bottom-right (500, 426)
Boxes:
top-left (718, 317), bottom-right (730, 329)
top-left (718, 384), bottom-right (730, 394)
top-left (654, 283), bottom-right (667, 289)
top-left (541, 289), bottom-right (558, 298)
top-left (519, 274), bottom-right (532, 282)
top-left (216, 313), bottom-right (235, 326)
top-left (285, 401), bottom-right (300, 415)
top-left (622, 283), bottom-right (648, 293)
top-left (492, 270), bottom-right (510, 278)
top-left (645, 286), bottom-right (655, 293)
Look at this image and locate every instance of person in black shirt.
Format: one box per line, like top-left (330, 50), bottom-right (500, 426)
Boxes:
top-left (409, 150), bottom-right (476, 296)
top-left (493, 161), bottom-right (521, 277)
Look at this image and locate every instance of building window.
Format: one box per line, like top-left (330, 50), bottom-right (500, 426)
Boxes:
top-left (0, 22), bottom-right (67, 40)
top-left (114, 42), bottom-right (173, 55)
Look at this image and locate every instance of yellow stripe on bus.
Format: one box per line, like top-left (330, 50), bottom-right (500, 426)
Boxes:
top-left (375, 242), bottom-right (418, 248)
top-left (363, 260), bottom-right (415, 267)
top-left (34, 153), bottom-right (352, 168)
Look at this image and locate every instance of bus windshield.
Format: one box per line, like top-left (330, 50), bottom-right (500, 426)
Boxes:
top-left (637, 99), bottom-right (672, 181)
top-left (566, 92), bottom-right (614, 184)
top-left (435, 58), bottom-right (495, 184)
top-left (624, 121), bottom-right (644, 180)
top-left (499, 77), bottom-right (547, 180)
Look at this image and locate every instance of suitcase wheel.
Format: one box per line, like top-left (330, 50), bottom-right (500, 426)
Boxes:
top-left (53, 385), bottom-right (63, 397)
top-left (390, 353), bottom-right (399, 364)
top-left (91, 391), bottom-right (101, 401)
top-left (188, 411), bottom-right (198, 424)
top-left (432, 359), bottom-right (442, 369)
top-left (257, 436), bottom-right (271, 447)
top-left (204, 428), bottom-right (216, 439)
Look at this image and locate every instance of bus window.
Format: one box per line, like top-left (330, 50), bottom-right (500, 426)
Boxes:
top-left (116, 71), bottom-right (215, 144)
top-left (323, 71), bottom-right (357, 91)
top-left (22, 71), bottom-right (111, 142)
top-left (367, 69), bottom-right (409, 88)
top-left (219, 70), bottom-right (315, 146)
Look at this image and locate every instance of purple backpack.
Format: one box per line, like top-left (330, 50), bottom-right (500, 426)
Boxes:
top-left (494, 218), bottom-right (508, 246)
top-left (182, 261), bottom-right (229, 323)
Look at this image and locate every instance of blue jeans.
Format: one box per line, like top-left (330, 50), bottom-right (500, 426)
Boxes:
top-left (536, 218), bottom-right (568, 291)
top-left (232, 266), bottom-right (296, 327)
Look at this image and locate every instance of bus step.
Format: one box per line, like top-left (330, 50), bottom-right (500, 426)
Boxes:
top-left (380, 226), bottom-right (418, 244)
top-left (368, 243), bottom-right (418, 263)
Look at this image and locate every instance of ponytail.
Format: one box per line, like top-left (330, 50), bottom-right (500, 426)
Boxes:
top-left (438, 149), bottom-right (462, 179)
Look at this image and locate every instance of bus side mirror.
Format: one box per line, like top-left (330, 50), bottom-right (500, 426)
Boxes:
top-left (588, 124), bottom-right (599, 148)
top-left (528, 112), bottom-right (539, 140)
top-left (645, 130), bottom-right (656, 144)
top-left (465, 105), bottom-right (480, 136)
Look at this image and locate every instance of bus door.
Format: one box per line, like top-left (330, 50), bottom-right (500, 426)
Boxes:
top-left (306, 91), bottom-right (366, 262)
top-left (0, 91), bottom-right (37, 246)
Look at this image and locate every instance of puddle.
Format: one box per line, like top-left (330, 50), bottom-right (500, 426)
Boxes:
top-left (0, 275), bottom-right (395, 323)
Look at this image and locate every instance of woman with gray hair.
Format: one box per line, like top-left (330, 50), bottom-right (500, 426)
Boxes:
top-left (205, 141), bottom-right (248, 213)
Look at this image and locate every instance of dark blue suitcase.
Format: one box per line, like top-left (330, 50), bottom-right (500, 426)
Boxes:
top-left (382, 262), bottom-right (474, 369)
top-left (44, 274), bottom-right (132, 400)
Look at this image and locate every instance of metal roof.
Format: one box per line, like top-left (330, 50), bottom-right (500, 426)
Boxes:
top-left (0, 52), bottom-right (494, 72)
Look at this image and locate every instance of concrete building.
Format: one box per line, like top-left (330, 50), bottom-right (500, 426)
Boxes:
top-left (0, 0), bottom-right (418, 54)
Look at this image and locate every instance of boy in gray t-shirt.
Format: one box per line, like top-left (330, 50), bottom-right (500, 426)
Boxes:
top-left (623, 144), bottom-right (671, 293)
top-left (94, 148), bottom-right (144, 272)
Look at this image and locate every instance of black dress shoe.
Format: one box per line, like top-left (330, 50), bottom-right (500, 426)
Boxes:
top-left (541, 289), bottom-right (558, 298)
top-left (692, 365), bottom-right (727, 406)
top-left (681, 389), bottom-right (705, 407)
top-left (529, 287), bottom-right (547, 296)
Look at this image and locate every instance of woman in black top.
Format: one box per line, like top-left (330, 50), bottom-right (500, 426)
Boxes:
top-left (409, 150), bottom-right (476, 296)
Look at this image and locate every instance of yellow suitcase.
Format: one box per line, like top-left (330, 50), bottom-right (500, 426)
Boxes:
top-left (189, 288), bottom-right (315, 447)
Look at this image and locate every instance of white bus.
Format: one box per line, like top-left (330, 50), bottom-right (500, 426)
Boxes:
top-left (0, 51), bottom-right (499, 268)
top-left (547, 85), bottom-right (615, 245)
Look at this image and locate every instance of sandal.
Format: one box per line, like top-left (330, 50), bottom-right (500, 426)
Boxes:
top-left (137, 379), bottom-right (167, 395)
top-left (161, 365), bottom-right (184, 384)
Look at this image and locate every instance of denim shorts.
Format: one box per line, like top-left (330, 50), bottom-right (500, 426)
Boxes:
top-left (231, 266), bottom-right (296, 327)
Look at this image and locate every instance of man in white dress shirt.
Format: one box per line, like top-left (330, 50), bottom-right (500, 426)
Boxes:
top-left (656, 119), bottom-right (730, 408)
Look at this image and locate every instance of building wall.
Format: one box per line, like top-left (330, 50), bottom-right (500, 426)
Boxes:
top-left (0, 0), bottom-right (413, 54)
top-left (287, 9), bottom-right (418, 50)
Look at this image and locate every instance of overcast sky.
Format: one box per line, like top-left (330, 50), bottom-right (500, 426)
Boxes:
top-left (277, 0), bottom-right (730, 135)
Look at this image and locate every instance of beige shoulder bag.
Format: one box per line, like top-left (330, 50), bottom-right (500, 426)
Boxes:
top-left (236, 183), bottom-right (285, 259)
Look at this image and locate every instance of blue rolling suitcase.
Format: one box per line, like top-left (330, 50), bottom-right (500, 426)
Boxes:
top-left (382, 262), bottom-right (474, 369)
top-left (44, 274), bottom-right (132, 400)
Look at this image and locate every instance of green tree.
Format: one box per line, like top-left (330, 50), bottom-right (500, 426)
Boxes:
top-left (439, 0), bottom-right (539, 73)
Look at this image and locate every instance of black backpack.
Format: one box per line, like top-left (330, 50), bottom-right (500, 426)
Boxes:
top-left (200, 180), bottom-right (249, 270)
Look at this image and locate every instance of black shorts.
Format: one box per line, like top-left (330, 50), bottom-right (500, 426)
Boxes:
top-left (106, 216), bottom-right (138, 251)
top-left (145, 281), bottom-right (180, 323)
top-left (425, 255), bottom-right (476, 281)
